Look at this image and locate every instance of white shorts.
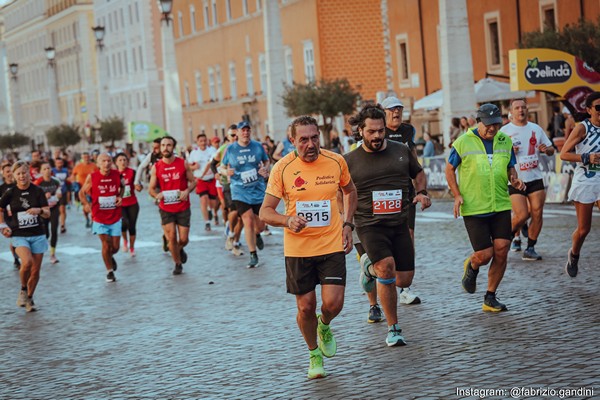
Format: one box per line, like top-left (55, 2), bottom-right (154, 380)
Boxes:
top-left (568, 183), bottom-right (600, 204)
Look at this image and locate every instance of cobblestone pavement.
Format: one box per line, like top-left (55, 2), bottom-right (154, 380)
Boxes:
top-left (0, 195), bottom-right (598, 399)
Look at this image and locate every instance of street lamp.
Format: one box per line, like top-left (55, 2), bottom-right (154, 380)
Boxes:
top-left (159, 0), bottom-right (173, 25)
top-left (45, 46), bottom-right (56, 66)
top-left (9, 63), bottom-right (18, 80)
top-left (92, 26), bottom-right (106, 50)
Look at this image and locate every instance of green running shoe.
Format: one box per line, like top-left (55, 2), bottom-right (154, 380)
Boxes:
top-left (307, 348), bottom-right (326, 379)
top-left (317, 314), bottom-right (337, 358)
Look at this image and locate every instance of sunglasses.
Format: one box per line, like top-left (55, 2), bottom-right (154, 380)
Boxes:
top-left (594, 105), bottom-right (600, 112)
top-left (387, 106), bottom-right (403, 112)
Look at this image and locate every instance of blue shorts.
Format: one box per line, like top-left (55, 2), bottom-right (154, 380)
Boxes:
top-left (92, 220), bottom-right (122, 237)
top-left (12, 235), bottom-right (49, 254)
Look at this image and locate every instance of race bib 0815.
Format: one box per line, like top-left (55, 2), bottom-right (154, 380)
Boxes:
top-left (296, 200), bottom-right (331, 227)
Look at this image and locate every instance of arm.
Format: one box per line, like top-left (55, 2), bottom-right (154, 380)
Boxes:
top-left (134, 152), bottom-right (152, 187)
top-left (445, 162), bottom-right (462, 218)
top-left (79, 175), bottom-right (93, 214)
top-left (560, 124), bottom-right (590, 163)
top-left (508, 167), bottom-right (525, 191)
top-left (179, 161), bottom-right (197, 201)
top-left (412, 170), bottom-right (432, 211)
top-left (340, 180), bottom-right (357, 254)
top-left (148, 165), bottom-right (161, 202)
top-left (259, 193), bottom-right (308, 233)
top-left (272, 142), bottom-right (284, 161)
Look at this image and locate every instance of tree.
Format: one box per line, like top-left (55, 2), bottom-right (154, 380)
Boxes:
top-left (46, 124), bottom-right (82, 149)
top-left (0, 132), bottom-right (30, 151)
top-left (520, 17), bottom-right (600, 72)
top-left (100, 116), bottom-right (126, 146)
top-left (281, 78), bottom-right (360, 148)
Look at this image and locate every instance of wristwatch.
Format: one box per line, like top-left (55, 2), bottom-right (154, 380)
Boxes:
top-left (417, 190), bottom-right (428, 197)
top-left (343, 221), bottom-right (355, 231)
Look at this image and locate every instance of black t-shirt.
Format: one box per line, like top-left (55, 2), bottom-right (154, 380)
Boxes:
top-left (36, 177), bottom-right (61, 209)
top-left (344, 140), bottom-right (422, 228)
top-left (0, 184), bottom-right (49, 237)
top-left (386, 123), bottom-right (417, 194)
top-left (0, 182), bottom-right (15, 197)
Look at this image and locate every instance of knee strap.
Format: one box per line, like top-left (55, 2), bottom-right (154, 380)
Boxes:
top-left (376, 277), bottom-right (396, 285)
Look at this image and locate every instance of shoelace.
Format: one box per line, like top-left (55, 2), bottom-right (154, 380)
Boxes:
top-left (309, 353), bottom-right (322, 368)
top-left (320, 326), bottom-right (333, 342)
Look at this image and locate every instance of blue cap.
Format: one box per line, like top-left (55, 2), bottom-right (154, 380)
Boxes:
top-left (237, 121), bottom-right (251, 129)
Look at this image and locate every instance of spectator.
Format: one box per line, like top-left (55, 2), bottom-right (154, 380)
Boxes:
top-left (422, 133), bottom-right (435, 158)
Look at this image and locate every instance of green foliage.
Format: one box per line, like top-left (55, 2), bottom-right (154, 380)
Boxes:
top-left (281, 78), bottom-right (360, 146)
top-left (520, 17), bottom-right (600, 71)
top-left (0, 132), bottom-right (30, 150)
top-left (46, 124), bottom-right (82, 148)
top-left (100, 116), bottom-right (126, 145)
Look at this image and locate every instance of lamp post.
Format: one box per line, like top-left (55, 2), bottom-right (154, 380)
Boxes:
top-left (92, 26), bottom-right (105, 50)
top-left (92, 25), bottom-right (109, 119)
top-left (8, 63), bottom-right (22, 133)
top-left (158, 0), bottom-right (185, 144)
top-left (45, 46), bottom-right (61, 127)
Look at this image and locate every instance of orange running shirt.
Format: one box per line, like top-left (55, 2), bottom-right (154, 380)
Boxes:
top-left (72, 162), bottom-right (98, 186)
top-left (266, 149), bottom-right (351, 257)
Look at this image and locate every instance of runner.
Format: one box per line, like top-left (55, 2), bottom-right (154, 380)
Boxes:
top-left (115, 153), bottom-right (140, 257)
top-left (222, 121), bottom-right (270, 268)
top-left (51, 157), bottom-right (70, 234)
top-left (0, 162), bottom-right (20, 269)
top-left (0, 161), bottom-right (50, 312)
top-left (260, 115), bottom-right (357, 379)
top-left (71, 152), bottom-right (98, 228)
top-left (501, 98), bottom-right (555, 260)
top-left (345, 104), bottom-right (431, 346)
top-left (560, 91), bottom-right (600, 277)
top-left (188, 134), bottom-right (218, 231)
top-left (272, 125), bottom-right (295, 161)
top-left (34, 162), bottom-right (62, 264)
top-left (149, 136), bottom-right (196, 275)
top-left (79, 153), bottom-right (123, 282)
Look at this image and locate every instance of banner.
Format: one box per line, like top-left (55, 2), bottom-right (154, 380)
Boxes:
top-left (128, 121), bottom-right (168, 143)
top-left (509, 48), bottom-right (600, 114)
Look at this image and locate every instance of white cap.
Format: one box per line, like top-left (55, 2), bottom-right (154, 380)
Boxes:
top-left (381, 96), bottom-right (404, 109)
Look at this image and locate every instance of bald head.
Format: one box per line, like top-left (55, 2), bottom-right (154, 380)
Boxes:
top-left (97, 152), bottom-right (113, 173)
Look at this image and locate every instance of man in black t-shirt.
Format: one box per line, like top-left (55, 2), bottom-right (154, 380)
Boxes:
top-left (0, 163), bottom-right (20, 269)
top-left (345, 105), bottom-right (431, 347)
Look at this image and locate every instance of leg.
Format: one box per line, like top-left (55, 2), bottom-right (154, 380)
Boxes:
top-left (15, 247), bottom-right (33, 291)
top-left (162, 222), bottom-right (181, 264)
top-left (471, 247), bottom-right (494, 269)
top-left (319, 285), bottom-right (345, 325)
top-left (28, 253), bottom-right (44, 297)
top-left (200, 194), bottom-right (209, 222)
top-left (240, 208), bottom-right (256, 252)
top-left (59, 204), bottom-right (66, 230)
top-left (372, 257), bottom-right (397, 326)
top-left (49, 207), bottom-right (59, 249)
top-left (99, 234), bottom-right (116, 271)
top-left (296, 291), bottom-right (318, 350)
top-left (127, 203), bottom-right (139, 251)
top-left (571, 202), bottom-right (594, 255)
top-left (526, 190), bottom-right (546, 242)
top-left (487, 239), bottom-right (510, 292)
top-left (177, 224), bottom-right (190, 249)
top-left (396, 270), bottom-right (415, 289)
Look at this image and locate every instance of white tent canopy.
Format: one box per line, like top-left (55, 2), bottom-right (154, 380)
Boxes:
top-left (413, 78), bottom-right (535, 110)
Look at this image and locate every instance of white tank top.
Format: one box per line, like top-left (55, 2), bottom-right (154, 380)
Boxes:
top-left (572, 119), bottom-right (600, 186)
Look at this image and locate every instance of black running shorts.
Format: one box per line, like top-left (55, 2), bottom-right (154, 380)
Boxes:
top-left (285, 251), bottom-right (346, 295)
top-left (235, 200), bottom-right (261, 216)
top-left (159, 208), bottom-right (191, 227)
top-left (508, 178), bottom-right (545, 196)
top-left (356, 221), bottom-right (414, 272)
top-left (462, 210), bottom-right (511, 251)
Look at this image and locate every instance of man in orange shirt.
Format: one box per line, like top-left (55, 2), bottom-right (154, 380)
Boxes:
top-left (260, 116), bottom-right (357, 380)
top-left (71, 152), bottom-right (99, 228)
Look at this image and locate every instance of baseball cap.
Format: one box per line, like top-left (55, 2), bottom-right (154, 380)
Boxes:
top-left (211, 136), bottom-right (221, 144)
top-left (476, 103), bottom-right (503, 126)
top-left (381, 96), bottom-right (404, 109)
top-left (237, 121), bottom-right (250, 129)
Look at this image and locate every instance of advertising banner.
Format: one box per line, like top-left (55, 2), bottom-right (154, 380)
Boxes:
top-left (128, 121), bottom-right (168, 143)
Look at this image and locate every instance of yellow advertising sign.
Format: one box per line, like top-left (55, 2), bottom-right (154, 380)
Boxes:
top-left (509, 48), bottom-right (600, 113)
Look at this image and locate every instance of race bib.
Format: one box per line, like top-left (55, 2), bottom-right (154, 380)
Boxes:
top-left (240, 168), bottom-right (258, 185)
top-left (99, 195), bottom-right (117, 210)
top-left (123, 185), bottom-right (132, 198)
top-left (56, 172), bottom-right (67, 181)
top-left (519, 154), bottom-right (539, 171)
top-left (372, 190), bottom-right (403, 215)
top-left (17, 211), bottom-right (39, 228)
top-left (162, 190), bottom-right (180, 204)
top-left (296, 200), bottom-right (331, 227)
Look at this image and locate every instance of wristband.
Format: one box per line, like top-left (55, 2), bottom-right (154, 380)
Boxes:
top-left (343, 221), bottom-right (355, 231)
top-left (417, 189), bottom-right (428, 197)
top-left (581, 152), bottom-right (590, 166)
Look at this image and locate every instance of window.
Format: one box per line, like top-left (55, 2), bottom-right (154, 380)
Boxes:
top-left (243, 0), bottom-right (248, 16)
top-left (245, 58), bottom-right (255, 96)
top-left (138, 46), bottom-right (144, 70)
top-left (395, 34), bottom-right (410, 86)
top-left (132, 48), bottom-right (137, 71)
top-left (540, 0), bottom-right (557, 31)
top-left (484, 11), bottom-right (502, 71)
top-left (229, 62), bottom-right (237, 99)
top-left (208, 67), bottom-right (216, 100)
top-left (178, 11), bottom-right (183, 37)
top-left (216, 65), bottom-right (223, 101)
top-left (226, 0), bottom-right (232, 21)
top-left (258, 53), bottom-right (267, 93)
top-left (134, 1), bottom-right (139, 23)
top-left (204, 1), bottom-right (210, 28)
top-left (211, 0), bottom-right (218, 26)
top-left (184, 81), bottom-right (190, 107)
top-left (303, 41), bottom-right (315, 83)
top-left (190, 5), bottom-right (197, 33)
top-left (284, 47), bottom-right (294, 84)
top-left (195, 71), bottom-right (203, 103)
top-left (123, 50), bottom-right (129, 74)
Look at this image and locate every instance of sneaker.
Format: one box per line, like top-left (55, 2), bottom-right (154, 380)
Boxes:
top-left (307, 349), bottom-right (326, 380)
top-left (510, 238), bottom-right (522, 252)
top-left (130, 249), bottom-right (136, 257)
top-left (173, 263), bottom-right (183, 275)
top-left (208, 210), bottom-right (213, 221)
top-left (317, 314), bottom-right (336, 358)
top-left (122, 239), bottom-right (129, 253)
top-left (205, 222), bottom-right (211, 232)
top-left (399, 287), bottom-right (421, 305)
top-left (367, 304), bottom-right (383, 323)
top-left (461, 257), bottom-right (478, 294)
top-left (214, 215), bottom-right (219, 226)
top-left (85, 219), bottom-right (92, 228)
top-left (50, 255), bottom-right (59, 264)
top-left (225, 236), bottom-right (234, 251)
top-left (565, 248), bottom-right (578, 278)
top-left (359, 253), bottom-right (376, 293)
top-left (522, 247), bottom-right (542, 261)
top-left (482, 294), bottom-right (508, 312)
top-left (247, 252), bottom-right (259, 268)
top-left (263, 226), bottom-right (272, 236)
top-left (162, 235), bottom-right (169, 252)
top-left (60, 225), bottom-right (66, 234)
top-left (180, 248), bottom-right (188, 264)
top-left (16, 290), bottom-right (27, 307)
top-left (224, 221), bottom-right (230, 238)
top-left (256, 234), bottom-right (264, 250)
top-left (386, 324), bottom-right (407, 347)
top-left (25, 297), bottom-right (37, 312)
top-left (232, 245), bottom-right (244, 257)
top-left (111, 257), bottom-right (118, 271)
top-left (106, 270), bottom-right (116, 282)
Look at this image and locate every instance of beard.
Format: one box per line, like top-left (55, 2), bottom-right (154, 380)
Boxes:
top-left (364, 137), bottom-right (384, 152)
top-left (162, 150), bottom-right (173, 158)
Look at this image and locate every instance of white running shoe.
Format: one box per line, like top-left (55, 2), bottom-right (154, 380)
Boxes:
top-left (398, 287), bottom-right (421, 305)
top-left (16, 290), bottom-right (27, 307)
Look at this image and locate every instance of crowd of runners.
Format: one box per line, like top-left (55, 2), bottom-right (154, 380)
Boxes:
top-left (1, 93), bottom-right (599, 380)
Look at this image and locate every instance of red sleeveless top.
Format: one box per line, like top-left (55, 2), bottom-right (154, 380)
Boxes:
top-left (119, 168), bottom-right (137, 207)
top-left (91, 169), bottom-right (122, 225)
top-left (155, 157), bottom-right (190, 213)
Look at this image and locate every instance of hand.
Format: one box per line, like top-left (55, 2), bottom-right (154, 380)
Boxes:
top-left (590, 153), bottom-right (600, 164)
top-left (227, 167), bottom-right (235, 177)
top-left (453, 195), bottom-right (463, 218)
top-left (179, 189), bottom-right (190, 201)
top-left (286, 215), bottom-right (307, 233)
top-left (26, 208), bottom-right (41, 216)
top-left (538, 144), bottom-right (548, 154)
top-left (413, 193), bottom-right (432, 211)
top-left (511, 178), bottom-right (526, 191)
top-left (258, 163), bottom-right (269, 178)
top-left (115, 197), bottom-right (122, 207)
top-left (45, 192), bottom-right (52, 199)
top-left (513, 145), bottom-right (520, 153)
top-left (83, 204), bottom-right (91, 214)
top-left (135, 184), bottom-right (143, 192)
top-left (342, 226), bottom-right (353, 254)
top-left (156, 192), bottom-right (164, 202)
top-left (2, 227), bottom-right (12, 238)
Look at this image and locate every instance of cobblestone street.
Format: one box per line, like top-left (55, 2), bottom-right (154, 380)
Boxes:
top-left (0, 196), bottom-right (598, 399)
